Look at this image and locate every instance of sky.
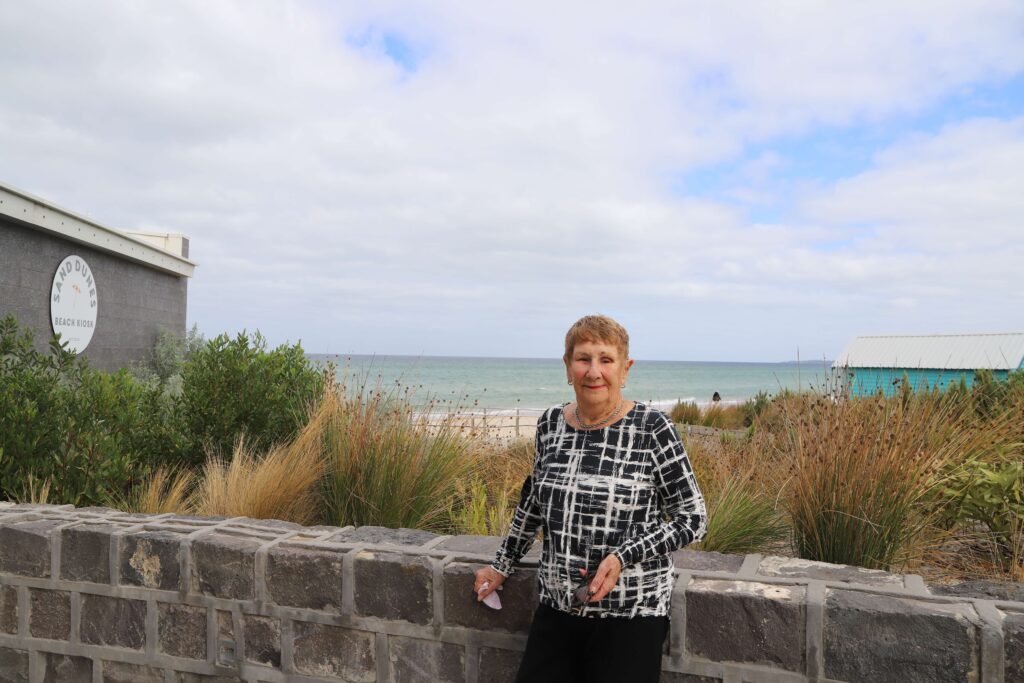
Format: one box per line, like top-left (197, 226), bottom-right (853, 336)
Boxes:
top-left (1, 1), bottom-right (1022, 362)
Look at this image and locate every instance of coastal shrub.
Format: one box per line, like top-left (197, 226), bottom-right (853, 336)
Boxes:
top-left (49, 366), bottom-right (179, 505)
top-left (939, 448), bottom-right (1024, 559)
top-left (670, 401), bottom-right (701, 424)
top-left (152, 328), bottom-right (186, 382)
top-left (147, 324), bottom-right (206, 391)
top-left (0, 316), bottom-right (72, 500)
top-left (177, 330), bottom-right (325, 465)
top-left (740, 390), bottom-right (771, 427)
top-left (0, 315), bottom-right (170, 505)
top-left (320, 381), bottom-right (483, 532)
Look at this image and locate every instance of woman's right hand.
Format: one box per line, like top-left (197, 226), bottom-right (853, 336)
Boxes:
top-left (473, 565), bottom-right (506, 602)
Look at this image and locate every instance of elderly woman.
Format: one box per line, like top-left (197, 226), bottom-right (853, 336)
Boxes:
top-left (474, 314), bottom-right (707, 683)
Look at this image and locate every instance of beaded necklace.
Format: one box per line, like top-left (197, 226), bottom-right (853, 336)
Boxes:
top-left (573, 399), bottom-right (624, 430)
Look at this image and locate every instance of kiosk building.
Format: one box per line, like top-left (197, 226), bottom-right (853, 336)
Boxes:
top-left (0, 181), bottom-right (195, 371)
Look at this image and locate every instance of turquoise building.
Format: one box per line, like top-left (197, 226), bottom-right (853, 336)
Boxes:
top-left (833, 333), bottom-right (1024, 397)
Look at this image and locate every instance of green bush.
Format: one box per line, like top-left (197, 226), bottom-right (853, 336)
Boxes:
top-left (0, 315), bottom-right (171, 505)
top-left (153, 323), bottom-right (206, 384)
top-left (740, 390), bottom-right (771, 427)
top-left (940, 452), bottom-right (1024, 557)
top-left (176, 331), bottom-right (325, 464)
top-left (1, 317), bottom-right (325, 500)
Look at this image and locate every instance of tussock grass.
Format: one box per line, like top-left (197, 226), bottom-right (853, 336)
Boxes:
top-left (697, 476), bottom-right (789, 555)
top-left (14, 474), bottom-right (52, 505)
top-left (687, 437), bottom-right (789, 556)
top-left (670, 401), bottom-right (701, 425)
top-left (319, 382), bottom-right (484, 532)
top-left (453, 437), bottom-right (535, 536)
top-left (191, 393), bottom-right (330, 524)
top-left (670, 400), bottom-right (747, 429)
top-left (115, 467), bottom-right (194, 514)
top-left (193, 436), bottom-right (324, 525)
top-left (768, 392), bottom-right (1015, 571)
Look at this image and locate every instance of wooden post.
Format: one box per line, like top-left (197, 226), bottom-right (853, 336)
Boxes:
top-left (515, 409), bottom-right (520, 438)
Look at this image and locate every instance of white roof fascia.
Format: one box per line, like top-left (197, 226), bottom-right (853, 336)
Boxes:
top-left (833, 333), bottom-right (1024, 371)
top-left (0, 181), bottom-right (196, 278)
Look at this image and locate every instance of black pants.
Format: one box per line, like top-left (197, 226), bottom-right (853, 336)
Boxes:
top-left (515, 604), bottom-right (668, 683)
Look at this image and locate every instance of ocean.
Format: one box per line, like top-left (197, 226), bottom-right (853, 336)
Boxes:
top-left (307, 354), bottom-right (834, 414)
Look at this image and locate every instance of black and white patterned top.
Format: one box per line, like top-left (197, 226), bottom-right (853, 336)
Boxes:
top-left (491, 402), bottom-right (707, 618)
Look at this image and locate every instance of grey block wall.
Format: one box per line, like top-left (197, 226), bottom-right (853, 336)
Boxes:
top-left (0, 218), bottom-right (187, 371)
top-left (0, 503), bottom-right (1021, 683)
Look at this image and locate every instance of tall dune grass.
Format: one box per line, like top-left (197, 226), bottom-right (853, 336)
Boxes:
top-left (190, 391), bottom-right (331, 524)
top-left (686, 437), bottom-right (789, 556)
top-left (453, 437), bottom-right (534, 536)
top-left (192, 438), bottom-right (324, 525)
top-left (101, 368), bottom-right (1023, 584)
top-left (319, 382), bottom-right (484, 532)
top-left (670, 399), bottom-right (749, 429)
top-left (768, 391), bottom-right (1016, 571)
top-left (115, 467), bottom-right (194, 515)
top-left (696, 475), bottom-right (789, 555)
top-left (670, 401), bottom-right (701, 425)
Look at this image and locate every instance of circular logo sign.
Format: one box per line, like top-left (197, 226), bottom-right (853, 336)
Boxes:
top-left (50, 255), bottom-right (98, 354)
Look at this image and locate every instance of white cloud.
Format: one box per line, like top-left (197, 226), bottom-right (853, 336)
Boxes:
top-left (803, 118), bottom-right (1024, 250)
top-left (1, 1), bottom-right (1022, 359)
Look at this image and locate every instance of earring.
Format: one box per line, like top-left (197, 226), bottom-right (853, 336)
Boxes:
top-left (567, 379), bottom-right (573, 385)
top-left (621, 384), bottom-right (626, 389)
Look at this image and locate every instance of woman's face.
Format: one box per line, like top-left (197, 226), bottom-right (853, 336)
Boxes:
top-left (565, 339), bottom-right (633, 405)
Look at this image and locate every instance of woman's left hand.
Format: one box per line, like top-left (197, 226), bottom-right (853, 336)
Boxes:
top-left (587, 553), bottom-right (622, 602)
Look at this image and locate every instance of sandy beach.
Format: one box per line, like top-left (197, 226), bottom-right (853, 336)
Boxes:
top-left (434, 412), bottom-right (540, 443)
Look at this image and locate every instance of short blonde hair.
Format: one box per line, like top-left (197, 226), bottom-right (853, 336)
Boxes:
top-left (563, 315), bottom-right (630, 361)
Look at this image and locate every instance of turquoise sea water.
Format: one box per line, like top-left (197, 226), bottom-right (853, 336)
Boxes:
top-left (308, 354), bottom-right (834, 413)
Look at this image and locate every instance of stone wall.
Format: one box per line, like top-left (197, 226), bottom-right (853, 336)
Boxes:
top-left (0, 503), bottom-right (1021, 683)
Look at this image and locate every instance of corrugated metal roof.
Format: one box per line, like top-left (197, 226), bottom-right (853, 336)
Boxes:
top-left (834, 333), bottom-right (1024, 371)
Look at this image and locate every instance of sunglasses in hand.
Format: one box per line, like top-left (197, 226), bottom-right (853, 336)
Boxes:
top-left (569, 571), bottom-right (595, 615)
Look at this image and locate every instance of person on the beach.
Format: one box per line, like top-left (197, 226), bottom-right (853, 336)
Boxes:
top-left (474, 314), bottom-right (707, 683)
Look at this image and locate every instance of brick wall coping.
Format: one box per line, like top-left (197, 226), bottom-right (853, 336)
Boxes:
top-left (0, 502), bottom-right (1021, 682)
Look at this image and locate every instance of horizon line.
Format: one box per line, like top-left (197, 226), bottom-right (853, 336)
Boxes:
top-left (305, 351), bottom-right (836, 365)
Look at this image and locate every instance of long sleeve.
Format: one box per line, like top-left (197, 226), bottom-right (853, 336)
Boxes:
top-left (490, 426), bottom-right (545, 576)
top-left (613, 415), bottom-right (707, 568)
